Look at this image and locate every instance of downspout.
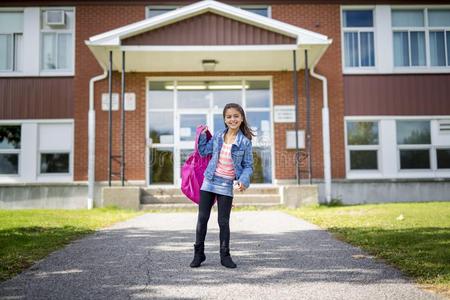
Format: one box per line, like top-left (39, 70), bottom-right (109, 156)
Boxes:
top-left (88, 69), bottom-right (108, 209)
top-left (309, 67), bottom-right (332, 203)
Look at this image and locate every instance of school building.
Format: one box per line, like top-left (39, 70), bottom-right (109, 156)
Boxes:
top-left (1, 0), bottom-right (450, 209)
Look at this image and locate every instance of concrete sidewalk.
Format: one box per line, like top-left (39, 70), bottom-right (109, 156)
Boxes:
top-left (0, 211), bottom-right (443, 300)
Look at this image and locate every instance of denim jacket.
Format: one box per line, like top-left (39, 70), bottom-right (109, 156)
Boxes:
top-left (198, 128), bottom-right (253, 188)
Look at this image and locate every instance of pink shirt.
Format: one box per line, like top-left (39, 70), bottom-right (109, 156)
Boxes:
top-left (214, 142), bottom-right (235, 180)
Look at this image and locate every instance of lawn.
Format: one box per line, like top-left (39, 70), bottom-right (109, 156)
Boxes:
top-left (0, 208), bottom-right (143, 282)
top-left (284, 202), bottom-right (450, 296)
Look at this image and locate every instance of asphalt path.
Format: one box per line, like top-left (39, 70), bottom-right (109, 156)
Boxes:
top-left (0, 211), bottom-right (443, 300)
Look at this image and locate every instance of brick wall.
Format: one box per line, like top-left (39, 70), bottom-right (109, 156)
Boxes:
top-left (73, 4), bottom-right (345, 182)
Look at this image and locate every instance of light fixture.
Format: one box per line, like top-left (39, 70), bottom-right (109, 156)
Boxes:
top-left (202, 59), bottom-right (218, 71)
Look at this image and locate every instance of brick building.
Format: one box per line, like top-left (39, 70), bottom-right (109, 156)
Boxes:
top-left (1, 0), bottom-right (450, 208)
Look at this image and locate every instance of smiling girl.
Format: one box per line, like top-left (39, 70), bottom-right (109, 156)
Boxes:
top-left (190, 103), bottom-right (254, 269)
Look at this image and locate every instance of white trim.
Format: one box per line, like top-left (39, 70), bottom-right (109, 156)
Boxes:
top-left (120, 45), bottom-right (299, 52)
top-left (0, 119), bottom-right (73, 124)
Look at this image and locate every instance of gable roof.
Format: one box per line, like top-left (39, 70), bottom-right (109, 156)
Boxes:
top-left (86, 0), bottom-right (330, 47)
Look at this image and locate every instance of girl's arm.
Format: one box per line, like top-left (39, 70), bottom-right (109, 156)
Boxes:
top-left (238, 142), bottom-right (254, 189)
top-left (198, 130), bottom-right (214, 157)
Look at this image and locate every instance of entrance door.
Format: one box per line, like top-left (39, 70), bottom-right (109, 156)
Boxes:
top-left (147, 79), bottom-right (273, 186)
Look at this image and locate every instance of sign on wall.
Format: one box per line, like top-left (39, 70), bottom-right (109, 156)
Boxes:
top-left (101, 93), bottom-right (119, 111)
top-left (274, 105), bottom-right (295, 123)
top-left (286, 130), bottom-right (305, 149)
top-left (124, 93), bottom-right (136, 111)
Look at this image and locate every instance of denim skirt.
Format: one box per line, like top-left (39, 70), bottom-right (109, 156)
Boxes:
top-left (200, 175), bottom-right (234, 197)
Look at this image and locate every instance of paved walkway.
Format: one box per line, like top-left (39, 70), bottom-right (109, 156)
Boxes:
top-left (0, 211), bottom-right (443, 300)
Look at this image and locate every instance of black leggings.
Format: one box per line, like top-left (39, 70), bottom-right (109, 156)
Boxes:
top-left (195, 190), bottom-right (233, 248)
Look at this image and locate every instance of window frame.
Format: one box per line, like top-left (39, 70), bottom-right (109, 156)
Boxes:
top-left (341, 7), bottom-right (377, 71)
top-left (0, 124), bottom-right (21, 177)
top-left (145, 5), bottom-right (271, 19)
top-left (0, 10), bottom-right (24, 73)
top-left (39, 7), bottom-right (75, 75)
top-left (38, 151), bottom-right (71, 175)
top-left (392, 6), bottom-right (450, 70)
top-left (345, 120), bottom-right (381, 175)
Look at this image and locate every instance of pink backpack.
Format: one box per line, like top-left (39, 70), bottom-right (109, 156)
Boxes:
top-left (181, 125), bottom-right (212, 204)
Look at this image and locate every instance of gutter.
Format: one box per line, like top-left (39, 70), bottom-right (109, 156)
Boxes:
top-left (87, 69), bottom-right (108, 209)
top-left (309, 67), bottom-right (332, 204)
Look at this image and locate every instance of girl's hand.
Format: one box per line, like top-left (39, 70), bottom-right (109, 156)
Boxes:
top-left (201, 126), bottom-right (208, 134)
top-left (237, 182), bottom-right (245, 192)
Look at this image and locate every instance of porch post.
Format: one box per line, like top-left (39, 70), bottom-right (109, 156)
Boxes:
top-left (121, 51), bottom-right (125, 186)
top-left (304, 49), bottom-right (312, 184)
top-left (108, 50), bottom-right (113, 187)
top-left (292, 50), bottom-right (300, 185)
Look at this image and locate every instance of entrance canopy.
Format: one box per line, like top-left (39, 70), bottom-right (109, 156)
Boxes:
top-left (85, 0), bottom-right (332, 72)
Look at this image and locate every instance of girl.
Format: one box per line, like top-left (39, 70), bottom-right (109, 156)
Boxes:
top-left (190, 103), bottom-right (254, 269)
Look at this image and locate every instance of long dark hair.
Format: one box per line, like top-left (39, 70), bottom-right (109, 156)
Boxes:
top-left (223, 103), bottom-right (255, 140)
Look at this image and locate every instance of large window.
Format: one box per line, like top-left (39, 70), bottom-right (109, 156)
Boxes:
top-left (0, 11), bottom-right (23, 72)
top-left (393, 8), bottom-right (450, 67)
top-left (40, 9), bottom-right (74, 71)
top-left (346, 121), bottom-right (379, 171)
top-left (342, 9), bottom-right (375, 68)
top-left (396, 120), bottom-right (431, 169)
top-left (0, 125), bottom-right (21, 175)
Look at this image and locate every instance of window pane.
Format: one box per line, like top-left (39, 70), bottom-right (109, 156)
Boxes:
top-left (180, 114), bottom-right (206, 142)
top-left (246, 81), bottom-right (270, 108)
top-left (360, 32), bottom-right (375, 66)
top-left (177, 82), bottom-right (210, 109)
top-left (148, 82), bottom-right (174, 109)
top-left (343, 10), bottom-right (373, 27)
top-left (149, 148), bottom-right (173, 184)
top-left (344, 32), bottom-right (359, 67)
top-left (394, 32), bottom-right (410, 66)
top-left (0, 126), bottom-right (21, 149)
top-left (410, 31), bottom-right (426, 66)
top-left (400, 149), bottom-right (430, 169)
top-left (149, 112), bottom-right (173, 144)
top-left (0, 34), bottom-right (12, 70)
top-left (430, 31), bottom-right (446, 66)
top-left (392, 10), bottom-right (424, 27)
top-left (428, 10), bottom-right (450, 27)
top-left (396, 121), bottom-right (431, 144)
top-left (347, 121), bottom-right (378, 145)
top-left (350, 150), bottom-right (378, 170)
top-left (42, 32), bottom-right (56, 70)
top-left (251, 147), bottom-right (272, 183)
top-left (147, 8), bottom-right (176, 18)
top-left (214, 114), bottom-right (226, 134)
top-left (437, 149), bottom-right (450, 169)
top-left (246, 111), bottom-right (271, 145)
top-left (14, 33), bottom-right (23, 71)
top-left (210, 81), bottom-right (242, 109)
top-left (0, 12), bottom-right (23, 32)
top-left (40, 153), bottom-right (69, 173)
top-left (241, 7), bottom-right (268, 17)
top-left (0, 153), bottom-right (19, 174)
top-left (57, 33), bottom-right (72, 69)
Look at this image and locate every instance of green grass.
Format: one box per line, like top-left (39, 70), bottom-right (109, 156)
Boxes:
top-left (0, 207), bottom-right (143, 282)
top-left (284, 202), bottom-right (450, 296)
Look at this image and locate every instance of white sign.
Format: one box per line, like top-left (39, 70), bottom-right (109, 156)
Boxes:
top-left (102, 93), bottom-right (119, 111)
top-left (274, 105), bottom-right (296, 123)
top-left (286, 130), bottom-right (305, 149)
top-left (124, 93), bottom-right (136, 111)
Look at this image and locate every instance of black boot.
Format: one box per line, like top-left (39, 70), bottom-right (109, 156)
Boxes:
top-left (190, 243), bottom-right (206, 268)
top-left (220, 246), bottom-right (237, 268)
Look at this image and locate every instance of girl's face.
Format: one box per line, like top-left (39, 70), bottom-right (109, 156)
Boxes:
top-left (224, 107), bottom-right (243, 130)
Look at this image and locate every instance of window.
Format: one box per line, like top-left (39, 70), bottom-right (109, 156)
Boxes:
top-left (342, 9), bottom-right (375, 68)
top-left (40, 153), bottom-right (69, 174)
top-left (40, 9), bottom-right (74, 71)
top-left (146, 5), bottom-right (270, 18)
top-left (396, 120), bottom-right (431, 169)
top-left (0, 11), bottom-right (23, 72)
top-left (393, 8), bottom-right (450, 67)
top-left (346, 121), bottom-right (379, 170)
top-left (0, 125), bottom-right (21, 175)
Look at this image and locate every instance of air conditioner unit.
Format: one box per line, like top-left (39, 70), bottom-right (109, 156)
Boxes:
top-left (46, 10), bottom-right (65, 26)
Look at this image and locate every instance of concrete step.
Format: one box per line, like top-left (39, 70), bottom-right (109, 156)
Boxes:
top-left (141, 194), bottom-right (281, 204)
top-left (140, 202), bottom-right (281, 210)
top-left (141, 186), bottom-right (279, 197)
